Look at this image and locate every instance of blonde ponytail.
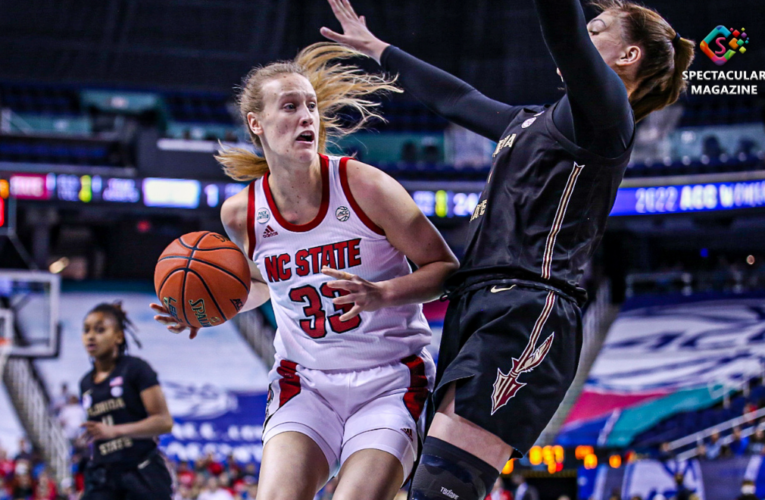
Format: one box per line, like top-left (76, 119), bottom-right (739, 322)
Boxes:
top-left (216, 42), bottom-right (400, 181)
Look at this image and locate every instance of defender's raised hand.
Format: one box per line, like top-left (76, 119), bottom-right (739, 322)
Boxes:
top-left (321, 0), bottom-right (389, 63)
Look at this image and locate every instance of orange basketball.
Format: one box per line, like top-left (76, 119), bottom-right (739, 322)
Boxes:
top-left (154, 231), bottom-right (251, 329)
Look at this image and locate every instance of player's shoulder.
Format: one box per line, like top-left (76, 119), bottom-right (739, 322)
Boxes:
top-left (221, 181), bottom-right (253, 236)
top-left (122, 354), bottom-right (156, 375)
top-left (221, 182), bottom-right (251, 219)
top-left (342, 158), bottom-right (402, 201)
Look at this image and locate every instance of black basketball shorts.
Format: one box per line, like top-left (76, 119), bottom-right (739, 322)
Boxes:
top-left (82, 451), bottom-right (173, 500)
top-left (435, 280), bottom-right (582, 458)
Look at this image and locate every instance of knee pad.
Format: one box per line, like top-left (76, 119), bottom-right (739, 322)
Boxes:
top-left (409, 437), bottom-right (499, 500)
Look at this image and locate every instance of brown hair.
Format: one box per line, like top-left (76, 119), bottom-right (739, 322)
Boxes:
top-left (216, 42), bottom-right (401, 181)
top-left (591, 0), bottom-right (695, 122)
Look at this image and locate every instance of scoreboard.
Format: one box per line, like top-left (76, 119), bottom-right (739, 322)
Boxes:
top-left (6, 172), bottom-right (246, 210)
top-left (0, 175), bottom-right (11, 234)
top-left (3, 170), bottom-right (765, 219)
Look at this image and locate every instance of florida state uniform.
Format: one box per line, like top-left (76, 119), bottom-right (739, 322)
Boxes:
top-left (246, 154), bottom-right (435, 477)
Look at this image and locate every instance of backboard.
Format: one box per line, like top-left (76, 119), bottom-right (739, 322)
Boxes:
top-left (0, 270), bottom-right (60, 357)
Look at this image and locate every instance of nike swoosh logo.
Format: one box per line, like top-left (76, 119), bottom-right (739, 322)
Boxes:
top-left (490, 285), bottom-right (516, 293)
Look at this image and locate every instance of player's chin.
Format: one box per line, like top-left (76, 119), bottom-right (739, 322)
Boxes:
top-left (291, 143), bottom-right (317, 162)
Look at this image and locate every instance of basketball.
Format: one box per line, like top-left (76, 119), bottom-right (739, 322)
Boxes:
top-left (154, 231), bottom-right (251, 329)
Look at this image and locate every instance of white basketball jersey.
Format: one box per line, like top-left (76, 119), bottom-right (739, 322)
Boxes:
top-left (246, 154), bottom-right (432, 370)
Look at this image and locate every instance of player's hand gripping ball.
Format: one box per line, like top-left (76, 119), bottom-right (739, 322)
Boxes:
top-left (154, 232), bottom-right (250, 331)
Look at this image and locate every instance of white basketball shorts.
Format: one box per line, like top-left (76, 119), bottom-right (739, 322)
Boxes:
top-left (261, 349), bottom-right (435, 481)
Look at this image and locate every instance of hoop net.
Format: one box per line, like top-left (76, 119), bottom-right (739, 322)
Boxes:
top-left (0, 338), bottom-right (10, 380)
top-left (0, 308), bottom-right (12, 378)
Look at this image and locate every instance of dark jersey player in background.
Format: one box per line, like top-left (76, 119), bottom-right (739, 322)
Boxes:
top-left (80, 302), bottom-right (174, 500)
top-left (323, 0), bottom-right (695, 498)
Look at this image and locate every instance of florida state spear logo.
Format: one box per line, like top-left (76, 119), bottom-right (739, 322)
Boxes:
top-left (490, 292), bottom-right (557, 415)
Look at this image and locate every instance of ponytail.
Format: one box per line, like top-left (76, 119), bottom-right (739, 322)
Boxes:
top-left (590, 0), bottom-right (696, 122)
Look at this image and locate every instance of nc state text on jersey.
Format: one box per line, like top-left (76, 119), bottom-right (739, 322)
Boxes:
top-left (264, 238), bottom-right (362, 283)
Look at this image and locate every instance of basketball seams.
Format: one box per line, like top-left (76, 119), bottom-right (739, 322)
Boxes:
top-left (157, 267), bottom-right (186, 294)
top-left (175, 246), bottom-right (240, 252)
top-left (157, 231), bottom-right (249, 329)
top-left (158, 256), bottom-right (249, 293)
top-left (185, 231), bottom-right (209, 250)
top-left (185, 269), bottom-right (227, 322)
top-left (177, 231), bottom-right (209, 327)
top-left (180, 269), bottom-right (192, 327)
top-left (177, 238), bottom-right (195, 251)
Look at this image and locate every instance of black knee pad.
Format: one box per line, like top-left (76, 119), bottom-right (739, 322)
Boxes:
top-left (409, 437), bottom-right (499, 500)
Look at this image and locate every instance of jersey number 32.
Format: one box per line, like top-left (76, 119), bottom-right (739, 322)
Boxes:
top-left (289, 283), bottom-right (361, 338)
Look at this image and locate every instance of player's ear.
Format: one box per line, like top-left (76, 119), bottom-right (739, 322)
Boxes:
top-left (617, 45), bottom-right (642, 67)
top-left (247, 112), bottom-right (264, 136)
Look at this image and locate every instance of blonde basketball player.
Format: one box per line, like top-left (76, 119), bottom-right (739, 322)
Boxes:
top-left (152, 43), bottom-right (458, 500)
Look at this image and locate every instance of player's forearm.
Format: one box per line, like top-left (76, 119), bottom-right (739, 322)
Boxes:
top-left (534, 0), bottom-right (629, 128)
top-left (379, 260), bottom-right (458, 307)
top-left (365, 39), bottom-right (389, 64)
top-left (240, 280), bottom-right (270, 313)
top-left (113, 413), bottom-right (173, 439)
top-left (380, 46), bottom-right (514, 141)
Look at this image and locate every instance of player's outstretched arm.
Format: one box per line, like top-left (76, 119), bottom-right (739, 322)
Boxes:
top-left (321, 0), bottom-right (520, 142)
top-left (533, 0), bottom-right (632, 132)
top-left (323, 159), bottom-right (458, 320)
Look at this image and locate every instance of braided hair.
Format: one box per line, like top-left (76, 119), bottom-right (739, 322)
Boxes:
top-left (87, 301), bottom-right (141, 355)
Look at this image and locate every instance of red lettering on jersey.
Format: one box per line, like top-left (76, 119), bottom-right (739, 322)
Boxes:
top-left (308, 247), bottom-right (322, 274)
top-left (264, 256), bottom-right (280, 283)
top-left (278, 254), bottom-right (292, 281)
top-left (295, 249), bottom-right (310, 277)
top-left (286, 239), bottom-right (363, 277)
top-left (333, 241), bottom-right (348, 268)
top-left (321, 244), bottom-right (337, 269)
top-left (348, 238), bottom-right (362, 267)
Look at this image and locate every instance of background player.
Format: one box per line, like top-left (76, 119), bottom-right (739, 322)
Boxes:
top-left (80, 302), bottom-right (174, 500)
top-left (322, 0), bottom-right (695, 498)
top-left (153, 43), bottom-right (459, 500)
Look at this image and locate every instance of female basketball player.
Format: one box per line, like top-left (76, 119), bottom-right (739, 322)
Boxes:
top-left (152, 43), bottom-right (459, 500)
top-left (322, 0), bottom-right (695, 498)
top-left (80, 302), bottom-right (174, 500)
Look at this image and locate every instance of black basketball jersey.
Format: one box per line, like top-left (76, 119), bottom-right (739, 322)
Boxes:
top-left (80, 355), bottom-right (160, 466)
top-left (447, 99), bottom-right (633, 303)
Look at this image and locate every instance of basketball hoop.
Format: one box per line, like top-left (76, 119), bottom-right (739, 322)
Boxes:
top-left (0, 338), bottom-right (11, 379)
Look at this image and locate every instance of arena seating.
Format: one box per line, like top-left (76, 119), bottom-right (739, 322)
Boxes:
top-left (1, 81), bottom-right (764, 177)
top-left (632, 390), bottom-right (763, 448)
top-left (560, 290), bottom-right (765, 450)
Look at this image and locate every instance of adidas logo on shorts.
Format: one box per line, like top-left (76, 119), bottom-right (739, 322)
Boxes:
top-left (401, 428), bottom-right (414, 441)
top-left (263, 225), bottom-right (278, 238)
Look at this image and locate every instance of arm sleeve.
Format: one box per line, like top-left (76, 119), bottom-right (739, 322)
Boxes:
top-left (380, 46), bottom-right (522, 142)
top-left (533, 0), bottom-right (633, 132)
top-left (132, 358), bottom-right (159, 392)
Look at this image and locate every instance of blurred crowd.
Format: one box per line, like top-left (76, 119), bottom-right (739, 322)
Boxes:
top-left (695, 425), bottom-right (765, 461)
top-left (0, 439), bottom-right (262, 500)
top-left (599, 475), bottom-right (758, 500)
top-left (0, 440), bottom-right (74, 500)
